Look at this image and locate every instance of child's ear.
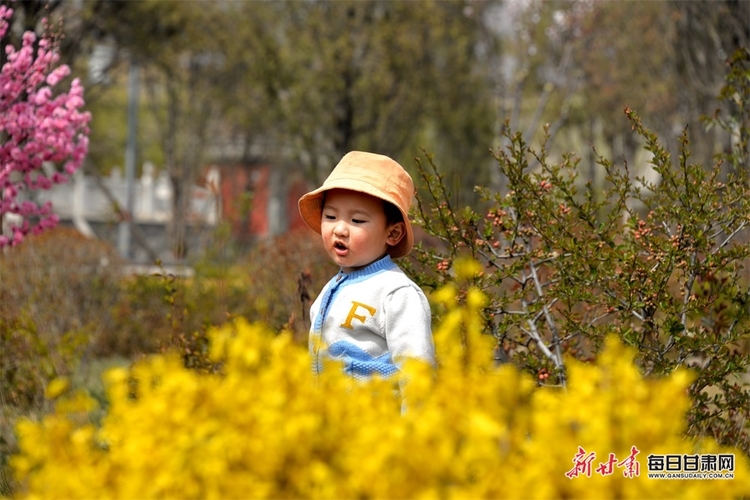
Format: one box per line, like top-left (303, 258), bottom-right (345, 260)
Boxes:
top-left (386, 222), bottom-right (406, 247)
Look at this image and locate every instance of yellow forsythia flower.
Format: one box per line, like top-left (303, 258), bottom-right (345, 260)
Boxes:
top-left (43, 377), bottom-right (70, 400)
top-left (10, 288), bottom-right (750, 499)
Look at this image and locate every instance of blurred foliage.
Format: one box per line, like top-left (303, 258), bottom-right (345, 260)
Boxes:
top-left (107, 229), bottom-right (334, 364)
top-left (8, 283), bottom-right (750, 499)
top-left (0, 227), bottom-right (123, 410)
top-left (235, 229), bottom-right (338, 339)
top-left (226, 0), bottom-right (496, 185)
top-left (152, 229), bottom-right (335, 372)
top-left (0, 225), bottom-right (332, 374)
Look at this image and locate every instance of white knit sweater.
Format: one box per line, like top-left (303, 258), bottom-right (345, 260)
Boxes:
top-left (309, 255), bottom-right (435, 379)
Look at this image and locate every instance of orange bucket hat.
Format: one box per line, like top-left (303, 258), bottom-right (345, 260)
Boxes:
top-left (298, 151), bottom-right (415, 258)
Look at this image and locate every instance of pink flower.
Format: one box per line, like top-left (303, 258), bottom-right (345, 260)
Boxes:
top-left (33, 86), bottom-right (52, 105)
top-left (18, 201), bottom-right (36, 216)
top-left (34, 175), bottom-right (52, 190)
top-left (46, 65), bottom-right (70, 86)
top-left (11, 227), bottom-right (24, 245)
top-left (50, 171), bottom-right (68, 184)
top-left (0, 20), bottom-right (89, 245)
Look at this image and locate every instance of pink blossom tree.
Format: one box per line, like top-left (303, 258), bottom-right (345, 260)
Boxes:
top-left (0, 4), bottom-right (91, 247)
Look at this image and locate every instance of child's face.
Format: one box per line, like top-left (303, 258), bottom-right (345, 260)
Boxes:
top-left (320, 189), bottom-right (404, 273)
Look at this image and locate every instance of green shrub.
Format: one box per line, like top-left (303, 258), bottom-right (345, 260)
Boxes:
top-left (406, 48), bottom-right (750, 455)
top-left (104, 229), bottom-right (336, 371)
top-left (0, 227), bottom-right (123, 409)
top-left (236, 229), bottom-right (337, 341)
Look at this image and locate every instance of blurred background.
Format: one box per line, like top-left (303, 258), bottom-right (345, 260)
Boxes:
top-left (3, 0), bottom-right (746, 265)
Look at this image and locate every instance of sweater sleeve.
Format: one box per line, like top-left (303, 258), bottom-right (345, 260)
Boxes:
top-left (383, 284), bottom-right (435, 367)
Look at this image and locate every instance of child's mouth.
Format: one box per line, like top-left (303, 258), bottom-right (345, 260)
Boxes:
top-left (333, 241), bottom-right (348, 256)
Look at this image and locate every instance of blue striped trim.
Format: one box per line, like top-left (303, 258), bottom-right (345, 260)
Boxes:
top-left (328, 341), bottom-right (398, 378)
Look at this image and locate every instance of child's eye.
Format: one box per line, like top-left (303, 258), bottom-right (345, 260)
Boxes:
top-left (323, 214), bottom-right (336, 220)
top-left (352, 219), bottom-right (366, 224)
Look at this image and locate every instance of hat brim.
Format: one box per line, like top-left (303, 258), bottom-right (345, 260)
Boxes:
top-left (298, 180), bottom-right (414, 259)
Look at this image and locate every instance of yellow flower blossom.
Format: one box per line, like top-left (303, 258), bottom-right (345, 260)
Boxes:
top-left (8, 291), bottom-right (750, 499)
top-left (43, 377), bottom-right (70, 400)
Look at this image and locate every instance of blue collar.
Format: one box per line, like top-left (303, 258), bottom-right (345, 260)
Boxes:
top-left (335, 254), bottom-right (395, 282)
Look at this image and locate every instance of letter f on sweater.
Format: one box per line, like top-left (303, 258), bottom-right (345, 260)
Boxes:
top-left (340, 301), bottom-right (377, 329)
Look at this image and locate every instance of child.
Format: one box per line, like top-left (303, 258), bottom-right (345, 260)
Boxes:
top-left (298, 151), bottom-right (435, 380)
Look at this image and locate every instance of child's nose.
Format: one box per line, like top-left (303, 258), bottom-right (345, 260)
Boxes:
top-left (333, 221), bottom-right (348, 236)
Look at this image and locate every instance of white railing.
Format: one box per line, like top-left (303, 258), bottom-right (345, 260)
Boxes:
top-left (37, 162), bottom-right (220, 225)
